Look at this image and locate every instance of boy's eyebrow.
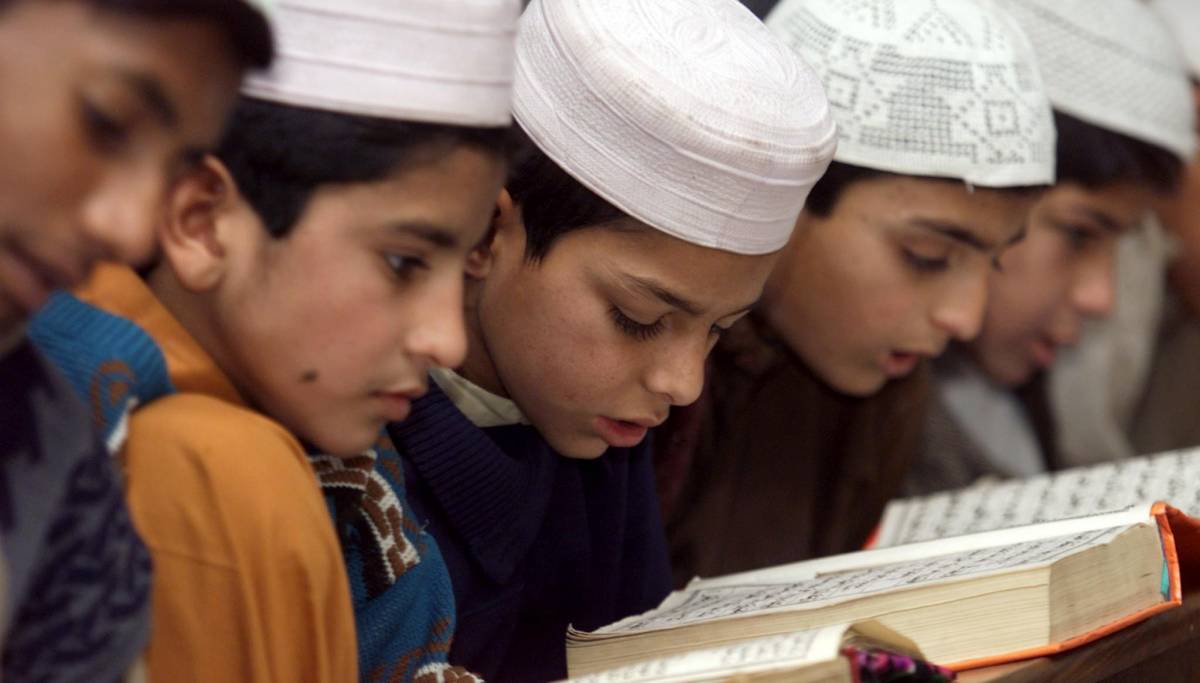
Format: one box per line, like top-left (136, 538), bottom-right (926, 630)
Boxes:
top-left (116, 70), bottom-right (179, 128)
top-left (1080, 208), bottom-right (1122, 234)
top-left (912, 218), bottom-right (1024, 253)
top-left (623, 274), bottom-right (702, 316)
top-left (621, 272), bottom-right (759, 319)
top-left (389, 221), bottom-right (459, 249)
top-left (1006, 223), bottom-right (1029, 246)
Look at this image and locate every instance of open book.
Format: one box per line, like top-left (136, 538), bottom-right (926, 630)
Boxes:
top-left (561, 622), bottom-right (939, 683)
top-left (874, 447), bottom-right (1200, 547)
top-left (566, 501), bottom-right (1198, 676)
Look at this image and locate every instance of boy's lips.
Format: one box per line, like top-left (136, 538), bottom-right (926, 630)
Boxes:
top-left (13, 233), bottom-right (95, 287)
top-left (0, 234), bottom-right (96, 315)
top-left (594, 415), bottom-right (659, 449)
top-left (883, 351), bottom-right (920, 378)
top-left (882, 346), bottom-right (938, 378)
top-left (375, 393), bottom-right (413, 422)
top-left (374, 385), bottom-right (427, 422)
top-left (0, 245), bottom-right (56, 314)
top-left (1030, 336), bottom-right (1058, 369)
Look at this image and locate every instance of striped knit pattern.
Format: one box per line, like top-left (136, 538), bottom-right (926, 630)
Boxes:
top-left (321, 432), bottom-right (482, 683)
top-left (309, 448), bottom-right (420, 599)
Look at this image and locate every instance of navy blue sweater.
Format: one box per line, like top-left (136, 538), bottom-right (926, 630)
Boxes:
top-left (389, 384), bottom-right (672, 683)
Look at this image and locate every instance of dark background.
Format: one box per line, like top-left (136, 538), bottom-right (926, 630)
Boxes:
top-left (738, 0), bottom-right (780, 18)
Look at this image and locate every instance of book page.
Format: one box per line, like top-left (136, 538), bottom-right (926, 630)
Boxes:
top-left (691, 505), bottom-right (1152, 589)
top-left (596, 527), bottom-right (1127, 635)
top-left (877, 447), bottom-right (1200, 547)
top-left (564, 625), bottom-right (849, 682)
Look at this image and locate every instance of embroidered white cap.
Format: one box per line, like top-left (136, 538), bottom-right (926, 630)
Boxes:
top-left (998, 0), bottom-right (1195, 162)
top-left (512, 0), bottom-right (838, 256)
top-left (1151, 0), bottom-right (1200, 78)
top-left (242, 0), bottom-right (519, 127)
top-left (767, 0), bottom-right (1056, 188)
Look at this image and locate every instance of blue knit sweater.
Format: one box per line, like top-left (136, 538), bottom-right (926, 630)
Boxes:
top-left (29, 292), bottom-right (174, 448)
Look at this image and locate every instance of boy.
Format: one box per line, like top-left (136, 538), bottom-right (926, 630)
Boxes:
top-left (909, 0), bottom-right (1194, 492)
top-left (660, 0), bottom-right (1056, 580)
top-left (389, 0), bottom-right (838, 679)
top-left (1055, 0), bottom-right (1200, 462)
top-left (0, 1), bottom-right (271, 679)
top-left (31, 1), bottom-right (519, 679)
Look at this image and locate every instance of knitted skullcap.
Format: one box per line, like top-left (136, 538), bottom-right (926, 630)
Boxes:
top-left (1151, 0), bottom-right (1200, 78)
top-left (998, 0), bottom-right (1195, 161)
top-left (767, 0), bottom-right (1056, 187)
top-left (513, 0), bottom-right (838, 256)
top-left (243, 0), bottom-right (519, 127)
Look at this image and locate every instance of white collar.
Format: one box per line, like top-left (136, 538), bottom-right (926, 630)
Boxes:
top-left (936, 353), bottom-right (1046, 479)
top-left (430, 366), bottom-right (528, 428)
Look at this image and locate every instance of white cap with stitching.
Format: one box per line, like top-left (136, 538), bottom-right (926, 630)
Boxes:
top-left (768, 0), bottom-right (1057, 187)
top-left (513, 0), bottom-right (838, 256)
top-left (243, 0), bottom-right (520, 128)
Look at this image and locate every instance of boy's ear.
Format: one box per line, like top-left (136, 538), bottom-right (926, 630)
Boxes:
top-left (158, 155), bottom-right (239, 292)
top-left (466, 188), bottom-right (520, 280)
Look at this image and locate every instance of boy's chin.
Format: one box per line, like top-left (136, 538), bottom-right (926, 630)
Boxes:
top-left (976, 354), bottom-right (1035, 389)
top-left (542, 428), bottom-right (611, 460)
top-left (815, 362), bottom-right (888, 398)
top-left (303, 424), bottom-right (385, 458)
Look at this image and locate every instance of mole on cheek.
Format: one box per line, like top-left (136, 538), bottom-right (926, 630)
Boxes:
top-left (299, 370), bottom-right (319, 384)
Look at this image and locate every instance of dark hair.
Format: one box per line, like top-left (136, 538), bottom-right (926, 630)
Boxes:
top-left (1053, 110), bottom-right (1182, 194)
top-left (804, 162), bottom-right (1046, 218)
top-left (0, 0), bottom-right (274, 69)
top-left (806, 112), bottom-right (1182, 217)
top-left (506, 124), bottom-right (629, 262)
top-left (216, 97), bottom-right (514, 237)
top-left (803, 162), bottom-right (888, 218)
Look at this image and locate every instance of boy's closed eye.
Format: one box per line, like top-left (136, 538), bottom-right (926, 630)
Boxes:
top-left (609, 305), bottom-right (666, 341)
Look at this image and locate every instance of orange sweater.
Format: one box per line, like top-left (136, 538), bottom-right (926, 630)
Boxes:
top-left (75, 265), bottom-right (358, 682)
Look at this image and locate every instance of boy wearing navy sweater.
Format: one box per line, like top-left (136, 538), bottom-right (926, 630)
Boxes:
top-left (389, 0), bottom-right (839, 679)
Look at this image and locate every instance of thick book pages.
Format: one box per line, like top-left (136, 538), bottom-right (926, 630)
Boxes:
top-left (560, 622), bottom-right (922, 683)
top-left (566, 504), bottom-right (1194, 676)
top-left (874, 447), bottom-right (1200, 548)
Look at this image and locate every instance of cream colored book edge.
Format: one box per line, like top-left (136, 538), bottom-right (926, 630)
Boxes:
top-left (560, 622), bottom-right (919, 683)
top-left (565, 504), bottom-right (1190, 676)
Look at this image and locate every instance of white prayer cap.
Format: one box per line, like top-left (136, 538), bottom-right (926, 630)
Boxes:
top-left (1151, 0), bottom-right (1200, 78)
top-left (998, 0), bottom-right (1195, 162)
top-left (242, 0), bottom-right (519, 127)
top-left (767, 0), bottom-right (1056, 188)
top-left (512, 0), bottom-right (838, 256)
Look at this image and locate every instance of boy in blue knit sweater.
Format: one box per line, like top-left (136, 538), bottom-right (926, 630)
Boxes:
top-left (390, 0), bottom-right (837, 680)
top-left (0, 1), bottom-right (272, 680)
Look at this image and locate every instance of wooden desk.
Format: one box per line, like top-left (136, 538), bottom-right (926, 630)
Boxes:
top-left (959, 594), bottom-right (1200, 682)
